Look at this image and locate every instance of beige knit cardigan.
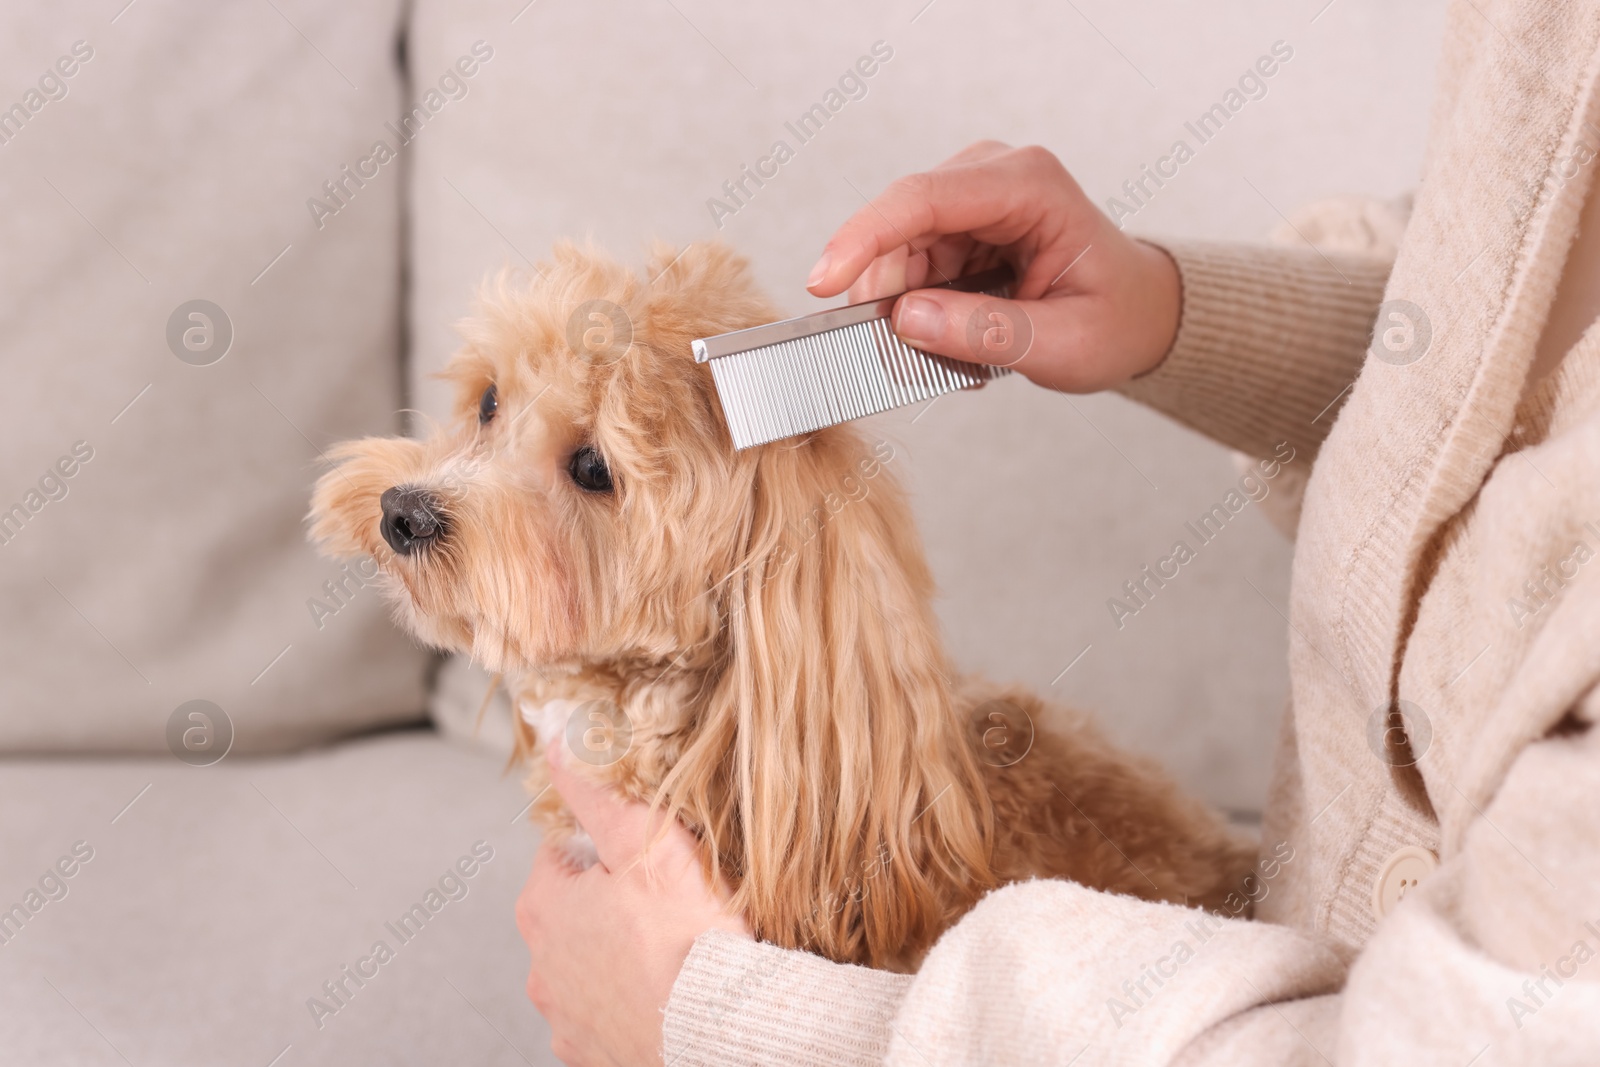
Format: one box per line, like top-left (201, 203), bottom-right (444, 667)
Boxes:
top-left (663, 1), bottom-right (1600, 1062)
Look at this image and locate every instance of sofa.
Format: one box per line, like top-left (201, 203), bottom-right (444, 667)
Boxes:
top-left (0, 1), bottom-right (1442, 1063)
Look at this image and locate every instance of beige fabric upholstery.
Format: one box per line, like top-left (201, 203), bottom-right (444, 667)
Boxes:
top-left (0, 1), bottom-right (432, 752)
top-left (0, 732), bottom-right (556, 1065)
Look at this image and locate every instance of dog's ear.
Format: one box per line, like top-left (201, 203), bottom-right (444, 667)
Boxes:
top-left (667, 428), bottom-right (999, 967)
top-left (637, 240), bottom-right (778, 348)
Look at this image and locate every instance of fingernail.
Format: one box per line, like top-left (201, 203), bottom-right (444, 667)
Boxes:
top-left (806, 253), bottom-right (832, 289)
top-left (895, 294), bottom-right (944, 344)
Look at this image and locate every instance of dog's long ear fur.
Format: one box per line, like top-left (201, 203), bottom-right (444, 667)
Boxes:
top-left (635, 240), bottom-right (998, 967)
top-left (684, 429), bottom-right (999, 968)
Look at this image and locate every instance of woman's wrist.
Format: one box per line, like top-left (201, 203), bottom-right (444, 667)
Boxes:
top-left (1125, 239), bottom-right (1184, 381)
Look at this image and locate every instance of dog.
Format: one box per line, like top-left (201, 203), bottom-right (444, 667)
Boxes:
top-left (309, 241), bottom-right (1256, 972)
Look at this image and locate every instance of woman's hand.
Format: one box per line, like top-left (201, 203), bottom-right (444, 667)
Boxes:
top-left (806, 141), bottom-right (1182, 393)
top-left (516, 747), bottom-right (751, 1066)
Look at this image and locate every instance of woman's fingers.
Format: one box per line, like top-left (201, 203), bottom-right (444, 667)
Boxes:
top-left (805, 166), bottom-right (986, 296)
top-left (546, 745), bottom-right (703, 880)
top-left (886, 282), bottom-right (1165, 394)
top-left (546, 748), bottom-right (653, 872)
top-left (935, 138), bottom-right (1015, 168)
top-left (846, 243), bottom-right (912, 304)
top-left (806, 145), bottom-right (1086, 297)
top-left (891, 289), bottom-right (1057, 374)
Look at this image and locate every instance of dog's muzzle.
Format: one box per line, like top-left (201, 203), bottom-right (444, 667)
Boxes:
top-left (379, 485), bottom-right (447, 556)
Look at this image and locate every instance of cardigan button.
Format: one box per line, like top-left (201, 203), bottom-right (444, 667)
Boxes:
top-left (1371, 846), bottom-right (1439, 920)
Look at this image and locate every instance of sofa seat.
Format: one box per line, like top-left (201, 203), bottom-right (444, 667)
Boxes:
top-left (0, 730), bottom-right (558, 1066)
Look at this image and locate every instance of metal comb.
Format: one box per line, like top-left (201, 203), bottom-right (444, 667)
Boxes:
top-left (692, 266), bottom-right (1015, 450)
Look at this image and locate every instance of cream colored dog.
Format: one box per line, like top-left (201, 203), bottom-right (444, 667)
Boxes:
top-left (310, 241), bottom-right (1254, 971)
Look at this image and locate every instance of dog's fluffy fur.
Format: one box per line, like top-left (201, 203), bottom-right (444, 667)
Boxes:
top-left (309, 241), bottom-right (1255, 971)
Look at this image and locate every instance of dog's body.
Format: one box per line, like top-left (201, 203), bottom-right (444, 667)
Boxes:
top-left (310, 242), bottom-right (1255, 971)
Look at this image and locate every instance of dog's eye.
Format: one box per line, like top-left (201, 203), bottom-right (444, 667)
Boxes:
top-left (568, 446), bottom-right (613, 493)
top-left (478, 384), bottom-right (498, 425)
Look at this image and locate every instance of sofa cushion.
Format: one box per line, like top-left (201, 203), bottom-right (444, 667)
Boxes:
top-left (0, 1), bottom-right (432, 751)
top-left (0, 730), bottom-right (555, 1066)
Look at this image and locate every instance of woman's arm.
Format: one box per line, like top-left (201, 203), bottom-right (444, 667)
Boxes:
top-left (662, 878), bottom-right (1349, 1067)
top-left (665, 930), bottom-right (910, 1066)
top-left (1118, 239), bottom-right (1392, 462)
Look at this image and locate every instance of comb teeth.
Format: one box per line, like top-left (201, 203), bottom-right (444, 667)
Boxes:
top-left (707, 327), bottom-right (1007, 449)
top-left (695, 266), bottom-right (1016, 449)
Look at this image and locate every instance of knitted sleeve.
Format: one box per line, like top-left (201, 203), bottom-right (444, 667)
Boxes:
top-left (662, 881), bottom-right (1352, 1067)
top-left (1117, 240), bottom-right (1393, 462)
top-left (663, 930), bottom-right (912, 1066)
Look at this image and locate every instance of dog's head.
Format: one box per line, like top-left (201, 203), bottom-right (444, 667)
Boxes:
top-left (310, 241), bottom-right (781, 670)
top-left (309, 241), bottom-right (995, 967)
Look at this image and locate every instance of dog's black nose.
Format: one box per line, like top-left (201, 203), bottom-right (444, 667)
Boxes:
top-left (379, 486), bottom-right (446, 556)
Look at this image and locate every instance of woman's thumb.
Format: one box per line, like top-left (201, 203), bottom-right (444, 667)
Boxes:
top-left (891, 290), bottom-right (1035, 368)
top-left (547, 744), bottom-right (648, 870)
